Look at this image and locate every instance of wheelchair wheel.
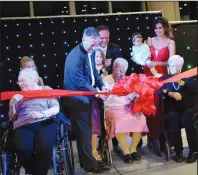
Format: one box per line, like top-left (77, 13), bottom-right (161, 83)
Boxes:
top-left (163, 142), bottom-right (171, 161)
top-left (53, 124), bottom-right (75, 175)
top-left (0, 155), bottom-right (2, 175)
top-left (153, 140), bottom-right (162, 157)
top-left (53, 143), bottom-right (70, 175)
top-left (68, 141), bottom-right (75, 173)
top-left (62, 139), bottom-right (75, 175)
top-left (1, 152), bottom-right (20, 175)
top-left (103, 148), bottom-right (112, 166)
top-left (52, 146), bottom-right (60, 175)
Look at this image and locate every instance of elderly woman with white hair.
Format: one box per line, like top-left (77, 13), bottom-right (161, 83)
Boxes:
top-left (8, 68), bottom-right (60, 175)
top-left (103, 58), bottom-right (148, 163)
top-left (158, 55), bottom-right (197, 163)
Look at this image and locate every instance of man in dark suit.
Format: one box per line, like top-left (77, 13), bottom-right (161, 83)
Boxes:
top-left (63, 27), bottom-right (109, 173)
top-left (97, 25), bottom-right (122, 74)
top-left (97, 25), bottom-right (123, 155)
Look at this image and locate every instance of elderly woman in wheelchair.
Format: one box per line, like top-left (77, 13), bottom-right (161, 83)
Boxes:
top-left (7, 68), bottom-right (60, 175)
top-left (158, 55), bottom-right (197, 163)
top-left (103, 58), bottom-right (149, 163)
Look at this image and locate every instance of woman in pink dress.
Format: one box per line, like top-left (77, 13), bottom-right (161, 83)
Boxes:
top-left (103, 58), bottom-right (148, 163)
top-left (143, 16), bottom-right (176, 153)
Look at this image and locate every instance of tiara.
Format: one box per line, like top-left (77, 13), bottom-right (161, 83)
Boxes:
top-left (132, 34), bottom-right (142, 42)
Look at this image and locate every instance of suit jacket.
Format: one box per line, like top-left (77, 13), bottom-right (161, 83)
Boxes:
top-left (63, 43), bottom-right (104, 111)
top-left (106, 43), bottom-right (122, 74)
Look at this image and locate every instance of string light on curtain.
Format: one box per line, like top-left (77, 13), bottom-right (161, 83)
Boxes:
top-left (187, 64), bottom-right (192, 69)
top-left (186, 46), bottom-right (191, 50)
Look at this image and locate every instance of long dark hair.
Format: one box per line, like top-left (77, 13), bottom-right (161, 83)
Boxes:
top-left (153, 16), bottom-right (174, 40)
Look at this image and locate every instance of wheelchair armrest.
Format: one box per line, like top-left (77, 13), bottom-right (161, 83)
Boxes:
top-left (56, 112), bottom-right (71, 127)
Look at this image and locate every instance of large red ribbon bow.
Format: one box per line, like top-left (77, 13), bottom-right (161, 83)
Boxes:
top-left (0, 67), bottom-right (197, 116)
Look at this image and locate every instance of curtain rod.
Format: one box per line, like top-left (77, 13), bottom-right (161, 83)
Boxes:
top-left (169, 20), bottom-right (198, 25)
top-left (0, 11), bottom-right (162, 20)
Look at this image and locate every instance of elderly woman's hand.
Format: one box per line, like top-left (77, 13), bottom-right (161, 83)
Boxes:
top-left (9, 94), bottom-right (23, 107)
top-left (98, 94), bottom-right (108, 101)
top-left (177, 80), bottom-right (185, 86)
top-left (29, 111), bottom-right (44, 119)
top-left (168, 92), bottom-right (182, 101)
top-left (128, 92), bottom-right (139, 101)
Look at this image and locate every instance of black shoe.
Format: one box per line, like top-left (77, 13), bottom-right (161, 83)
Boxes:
top-left (123, 154), bottom-right (133, 163)
top-left (86, 165), bottom-right (110, 174)
top-left (173, 154), bottom-right (184, 163)
top-left (186, 152), bottom-right (197, 163)
top-left (131, 152), bottom-right (141, 161)
top-left (113, 146), bottom-right (122, 155)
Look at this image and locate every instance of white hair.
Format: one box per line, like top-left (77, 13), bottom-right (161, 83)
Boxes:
top-left (18, 68), bottom-right (39, 83)
top-left (113, 58), bottom-right (128, 72)
top-left (167, 55), bottom-right (184, 74)
top-left (168, 55), bottom-right (184, 67)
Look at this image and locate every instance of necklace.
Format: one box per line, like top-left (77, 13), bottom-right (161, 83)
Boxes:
top-left (172, 82), bottom-right (180, 90)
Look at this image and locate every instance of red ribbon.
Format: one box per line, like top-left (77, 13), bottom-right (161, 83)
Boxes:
top-left (0, 67), bottom-right (197, 116)
top-left (162, 67), bottom-right (197, 84)
top-left (111, 73), bottom-right (163, 116)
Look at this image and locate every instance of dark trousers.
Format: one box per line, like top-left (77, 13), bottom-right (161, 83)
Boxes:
top-left (14, 119), bottom-right (57, 175)
top-left (167, 109), bottom-right (197, 155)
top-left (69, 109), bottom-right (98, 171)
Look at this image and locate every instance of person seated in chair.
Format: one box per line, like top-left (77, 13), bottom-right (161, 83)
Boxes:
top-left (103, 58), bottom-right (149, 163)
top-left (158, 55), bottom-right (197, 163)
top-left (8, 68), bottom-right (60, 175)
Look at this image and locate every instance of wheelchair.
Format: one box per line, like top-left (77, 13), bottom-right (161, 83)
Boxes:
top-left (153, 96), bottom-right (198, 161)
top-left (145, 93), bottom-right (172, 160)
top-left (0, 112), bottom-right (75, 175)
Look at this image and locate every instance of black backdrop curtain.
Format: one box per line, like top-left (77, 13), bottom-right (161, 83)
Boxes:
top-left (0, 12), bottom-right (197, 120)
